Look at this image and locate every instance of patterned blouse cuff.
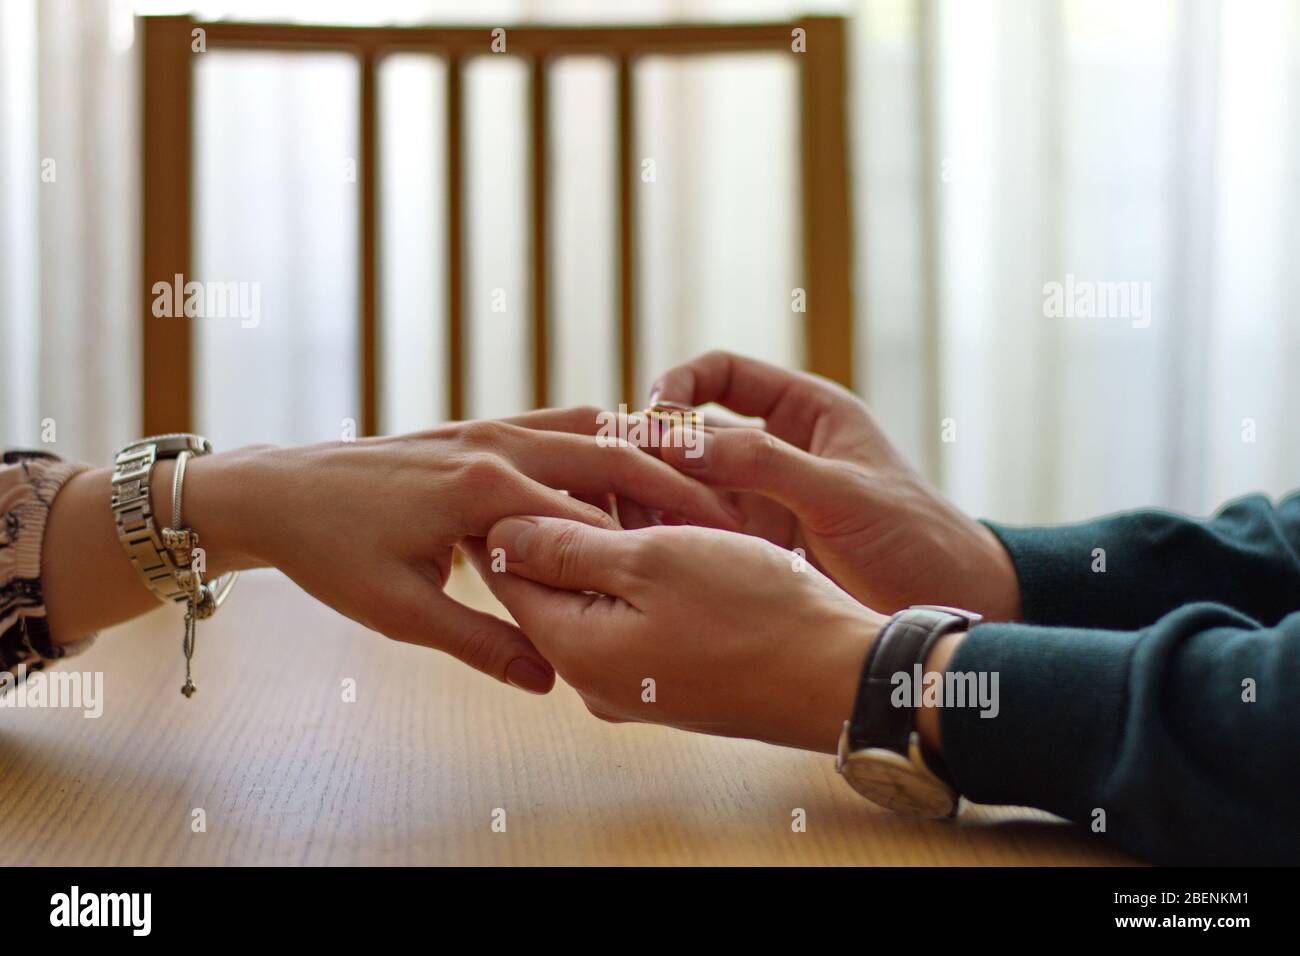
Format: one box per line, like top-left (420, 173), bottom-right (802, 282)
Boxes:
top-left (1, 452), bottom-right (96, 687)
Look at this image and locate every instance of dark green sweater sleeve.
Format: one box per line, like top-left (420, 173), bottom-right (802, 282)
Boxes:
top-left (942, 493), bottom-right (1300, 864)
top-left (983, 491), bottom-right (1300, 629)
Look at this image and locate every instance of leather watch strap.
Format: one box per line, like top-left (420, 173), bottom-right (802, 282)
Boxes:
top-left (848, 606), bottom-right (979, 784)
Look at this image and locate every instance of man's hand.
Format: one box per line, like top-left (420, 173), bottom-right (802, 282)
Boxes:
top-left (649, 351), bottom-right (1022, 619)
top-left (468, 517), bottom-right (886, 753)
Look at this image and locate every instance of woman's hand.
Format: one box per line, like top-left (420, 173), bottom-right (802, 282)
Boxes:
top-left (648, 351), bottom-right (1023, 620)
top-left (44, 419), bottom-right (741, 693)
top-left (466, 517), bottom-right (887, 753)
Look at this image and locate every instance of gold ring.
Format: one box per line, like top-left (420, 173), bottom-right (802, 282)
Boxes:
top-left (641, 400), bottom-right (701, 427)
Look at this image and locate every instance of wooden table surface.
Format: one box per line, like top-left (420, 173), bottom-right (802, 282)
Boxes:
top-left (0, 568), bottom-right (1133, 866)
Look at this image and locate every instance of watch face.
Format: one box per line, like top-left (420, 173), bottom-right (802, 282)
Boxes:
top-left (840, 748), bottom-right (957, 817)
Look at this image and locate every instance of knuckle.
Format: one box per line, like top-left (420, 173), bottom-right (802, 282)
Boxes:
top-left (459, 419), bottom-right (511, 448)
top-left (622, 549), bottom-right (657, 585)
top-left (700, 348), bottom-right (733, 367)
top-left (574, 500), bottom-right (618, 531)
top-left (610, 440), bottom-right (648, 473)
top-left (456, 626), bottom-right (502, 676)
top-left (547, 522), bottom-right (586, 581)
top-left (573, 405), bottom-right (605, 427)
top-left (622, 529), bottom-right (672, 580)
top-left (458, 452), bottom-right (511, 486)
top-left (742, 429), bottom-right (780, 472)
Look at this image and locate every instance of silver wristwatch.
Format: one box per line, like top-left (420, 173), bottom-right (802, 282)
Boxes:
top-left (111, 433), bottom-right (214, 604)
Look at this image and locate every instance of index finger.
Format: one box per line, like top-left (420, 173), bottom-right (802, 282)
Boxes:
top-left (651, 350), bottom-right (856, 426)
top-left (362, 564), bottom-right (556, 694)
top-left (461, 536), bottom-right (615, 664)
top-left (497, 427), bottom-right (743, 531)
top-left (504, 404), bottom-right (756, 436)
top-left (502, 405), bottom-right (610, 435)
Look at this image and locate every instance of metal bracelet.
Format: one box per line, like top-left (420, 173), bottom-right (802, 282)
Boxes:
top-left (111, 434), bottom-right (238, 698)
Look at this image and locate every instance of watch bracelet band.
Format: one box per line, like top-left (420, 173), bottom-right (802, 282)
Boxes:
top-left (848, 607), bottom-right (975, 788)
top-left (111, 434), bottom-right (213, 605)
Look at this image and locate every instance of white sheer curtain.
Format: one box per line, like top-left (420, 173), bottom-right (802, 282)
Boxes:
top-left (855, 0), bottom-right (1300, 523)
top-left (3, 0), bottom-right (1297, 527)
top-left (0, 0), bottom-right (138, 465)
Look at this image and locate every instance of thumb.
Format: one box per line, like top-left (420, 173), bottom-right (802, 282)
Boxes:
top-left (487, 516), bottom-right (641, 597)
top-left (659, 426), bottom-right (842, 522)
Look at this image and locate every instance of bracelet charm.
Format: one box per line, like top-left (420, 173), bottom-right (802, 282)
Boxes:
top-left (110, 434), bottom-right (238, 698)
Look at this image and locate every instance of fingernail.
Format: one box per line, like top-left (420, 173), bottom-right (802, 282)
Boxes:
top-left (648, 381), bottom-right (663, 404)
top-left (506, 657), bottom-right (554, 694)
top-left (493, 517), bottom-right (536, 562)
